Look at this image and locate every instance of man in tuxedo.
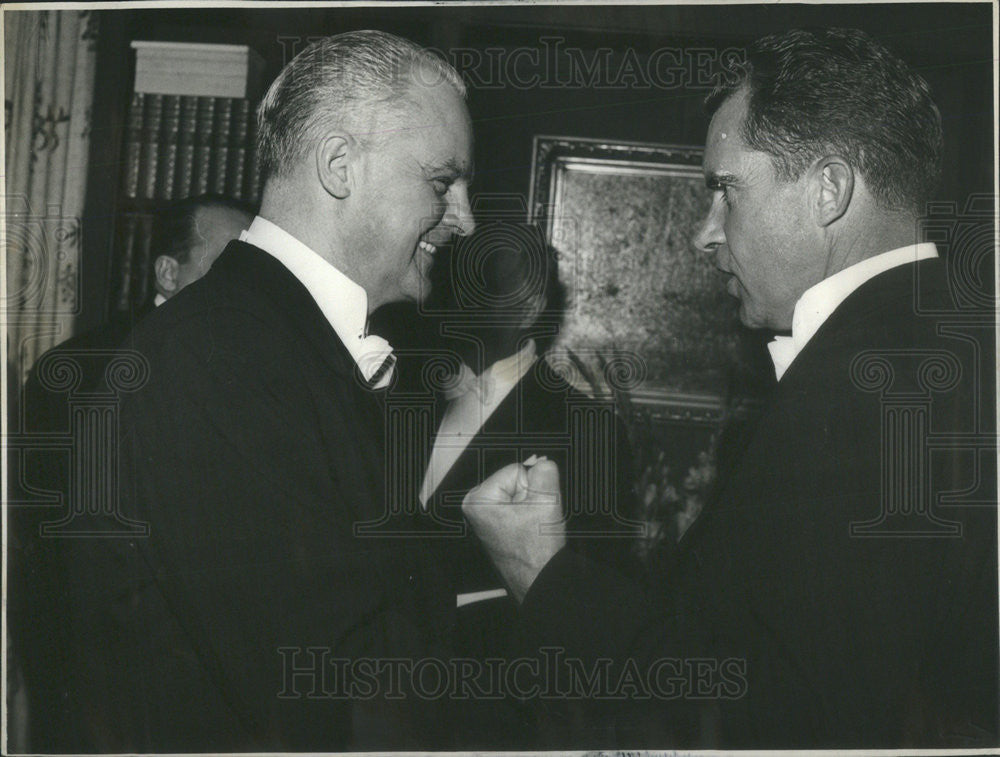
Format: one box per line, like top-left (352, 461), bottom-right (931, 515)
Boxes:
top-left (149, 193), bottom-right (255, 306)
top-left (422, 227), bottom-right (639, 647)
top-left (464, 28), bottom-right (997, 748)
top-left (63, 32), bottom-right (474, 751)
top-left (9, 193), bottom-right (252, 753)
top-left (417, 226), bottom-right (640, 746)
top-left (21, 194), bottom-right (253, 428)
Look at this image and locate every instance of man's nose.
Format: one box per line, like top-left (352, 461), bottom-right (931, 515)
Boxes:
top-left (447, 184), bottom-right (476, 237)
top-left (692, 197), bottom-right (725, 257)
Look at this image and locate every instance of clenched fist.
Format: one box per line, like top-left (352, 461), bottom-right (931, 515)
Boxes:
top-left (462, 457), bottom-right (566, 602)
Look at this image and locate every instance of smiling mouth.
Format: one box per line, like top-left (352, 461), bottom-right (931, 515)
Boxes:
top-left (418, 240), bottom-right (438, 255)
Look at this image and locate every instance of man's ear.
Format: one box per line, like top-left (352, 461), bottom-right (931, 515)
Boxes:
top-left (316, 134), bottom-right (352, 200)
top-left (154, 255), bottom-right (180, 296)
top-left (810, 156), bottom-right (854, 227)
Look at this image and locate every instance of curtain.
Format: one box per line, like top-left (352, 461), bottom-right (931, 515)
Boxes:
top-left (4, 10), bottom-right (99, 383)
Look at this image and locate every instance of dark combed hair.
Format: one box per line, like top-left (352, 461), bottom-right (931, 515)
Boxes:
top-left (151, 194), bottom-right (256, 264)
top-left (451, 222), bottom-right (566, 315)
top-left (477, 224), bottom-right (566, 317)
top-left (706, 27), bottom-right (943, 213)
top-left (445, 222), bottom-right (567, 354)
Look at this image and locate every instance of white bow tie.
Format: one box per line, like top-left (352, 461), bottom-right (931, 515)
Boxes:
top-left (443, 362), bottom-right (495, 404)
top-left (357, 334), bottom-right (395, 388)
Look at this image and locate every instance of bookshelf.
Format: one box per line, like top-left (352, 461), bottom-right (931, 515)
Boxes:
top-left (109, 41), bottom-right (265, 319)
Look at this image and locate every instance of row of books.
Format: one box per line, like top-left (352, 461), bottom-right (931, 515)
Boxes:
top-left (110, 212), bottom-right (155, 315)
top-left (120, 92), bottom-right (262, 202)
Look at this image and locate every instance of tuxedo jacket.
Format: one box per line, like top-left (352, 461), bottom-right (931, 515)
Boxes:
top-left (423, 363), bottom-right (640, 658)
top-left (419, 361), bottom-right (640, 748)
top-left (61, 242), bottom-right (455, 751)
top-left (517, 259), bottom-right (998, 748)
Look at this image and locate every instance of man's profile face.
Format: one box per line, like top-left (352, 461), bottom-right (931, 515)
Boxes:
top-left (175, 205), bottom-right (251, 291)
top-left (352, 75), bottom-right (476, 307)
top-left (694, 88), bottom-right (821, 331)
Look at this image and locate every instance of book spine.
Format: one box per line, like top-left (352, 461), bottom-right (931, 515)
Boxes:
top-left (114, 214), bottom-right (139, 314)
top-left (226, 99), bottom-right (250, 198)
top-left (156, 95), bottom-right (181, 200)
top-left (121, 93), bottom-right (145, 198)
top-left (192, 97), bottom-right (216, 195)
top-left (209, 98), bottom-right (233, 195)
top-left (174, 96), bottom-right (198, 199)
top-left (138, 94), bottom-right (164, 200)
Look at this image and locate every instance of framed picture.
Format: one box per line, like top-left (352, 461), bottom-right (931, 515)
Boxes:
top-left (529, 135), bottom-right (771, 433)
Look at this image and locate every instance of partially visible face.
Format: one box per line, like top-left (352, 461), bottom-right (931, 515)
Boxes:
top-left (693, 88), bottom-right (823, 331)
top-left (351, 75), bottom-right (476, 308)
top-left (175, 205), bottom-right (252, 291)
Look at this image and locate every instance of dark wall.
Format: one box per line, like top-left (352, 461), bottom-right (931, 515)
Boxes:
top-left (81, 3), bottom-right (995, 332)
top-left (120, 3), bottom-right (995, 202)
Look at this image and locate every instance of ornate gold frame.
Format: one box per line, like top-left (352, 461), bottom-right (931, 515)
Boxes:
top-left (529, 135), bottom-right (768, 428)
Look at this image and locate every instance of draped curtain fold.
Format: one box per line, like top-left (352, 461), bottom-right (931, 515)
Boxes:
top-left (4, 10), bottom-right (99, 383)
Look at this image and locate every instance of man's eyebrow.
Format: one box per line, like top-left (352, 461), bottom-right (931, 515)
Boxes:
top-left (426, 158), bottom-right (474, 181)
top-left (706, 171), bottom-right (738, 190)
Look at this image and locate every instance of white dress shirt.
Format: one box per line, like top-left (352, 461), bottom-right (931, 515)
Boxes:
top-left (768, 243), bottom-right (938, 381)
top-left (240, 216), bottom-right (394, 387)
top-left (419, 339), bottom-right (538, 508)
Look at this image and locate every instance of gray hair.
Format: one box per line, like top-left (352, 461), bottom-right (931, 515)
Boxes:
top-left (256, 30), bottom-right (466, 183)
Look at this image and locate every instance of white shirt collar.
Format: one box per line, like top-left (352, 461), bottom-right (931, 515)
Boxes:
top-left (768, 242), bottom-right (938, 381)
top-left (478, 338), bottom-right (538, 403)
top-left (240, 216), bottom-right (394, 386)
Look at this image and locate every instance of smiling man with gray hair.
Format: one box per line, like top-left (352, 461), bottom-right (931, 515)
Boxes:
top-left (65, 30), bottom-right (475, 752)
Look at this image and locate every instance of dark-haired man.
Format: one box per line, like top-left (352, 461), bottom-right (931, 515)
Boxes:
top-left (465, 27), bottom-right (997, 748)
top-left (419, 225), bottom-right (640, 748)
top-left (22, 194), bottom-right (252, 408)
top-left (64, 31), bottom-right (474, 752)
top-left (17, 194), bottom-right (252, 440)
top-left (150, 194), bottom-right (254, 303)
top-left (422, 225), bottom-right (639, 643)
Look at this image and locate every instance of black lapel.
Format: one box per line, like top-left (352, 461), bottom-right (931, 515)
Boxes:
top-left (209, 240), bottom-right (358, 381)
top-left (429, 368), bottom-right (529, 504)
top-left (689, 259), bottom-right (948, 539)
top-left (776, 258), bottom-right (947, 389)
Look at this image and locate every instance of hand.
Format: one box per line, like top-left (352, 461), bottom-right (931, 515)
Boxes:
top-left (462, 457), bottom-right (566, 603)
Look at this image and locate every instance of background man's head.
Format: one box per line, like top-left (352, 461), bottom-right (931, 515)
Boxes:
top-left (693, 27), bottom-right (943, 331)
top-left (152, 194), bottom-right (255, 299)
top-left (436, 223), bottom-right (566, 366)
top-left (255, 30), bottom-right (476, 310)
